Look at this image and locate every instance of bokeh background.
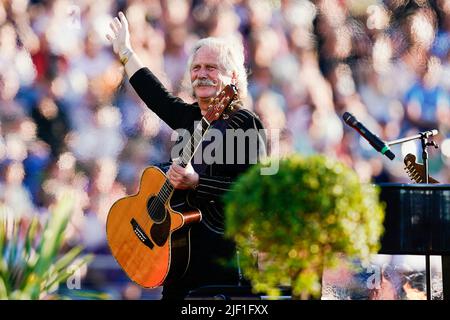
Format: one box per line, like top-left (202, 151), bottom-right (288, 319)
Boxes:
top-left (0, 0), bottom-right (449, 299)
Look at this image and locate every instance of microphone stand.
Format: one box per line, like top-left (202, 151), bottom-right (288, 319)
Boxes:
top-left (386, 130), bottom-right (439, 183)
top-left (386, 129), bottom-right (439, 301)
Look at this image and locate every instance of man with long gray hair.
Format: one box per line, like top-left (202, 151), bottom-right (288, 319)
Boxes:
top-left (107, 11), bottom-right (265, 299)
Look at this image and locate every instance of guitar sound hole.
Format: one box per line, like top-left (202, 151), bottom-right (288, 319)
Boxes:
top-left (147, 196), bottom-right (167, 224)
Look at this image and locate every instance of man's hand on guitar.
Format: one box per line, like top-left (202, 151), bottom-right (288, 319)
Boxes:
top-left (167, 163), bottom-right (199, 190)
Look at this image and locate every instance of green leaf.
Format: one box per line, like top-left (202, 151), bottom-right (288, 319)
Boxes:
top-left (52, 246), bottom-right (84, 274)
top-left (34, 194), bottom-right (74, 277)
top-left (0, 274), bottom-right (8, 299)
top-left (45, 254), bottom-right (94, 291)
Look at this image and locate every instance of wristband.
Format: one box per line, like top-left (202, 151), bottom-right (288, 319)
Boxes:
top-left (119, 48), bottom-right (133, 65)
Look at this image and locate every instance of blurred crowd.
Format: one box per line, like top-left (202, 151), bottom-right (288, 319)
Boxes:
top-left (1, 0), bottom-right (450, 298)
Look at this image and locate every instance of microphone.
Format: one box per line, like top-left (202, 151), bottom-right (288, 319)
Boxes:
top-left (343, 112), bottom-right (395, 160)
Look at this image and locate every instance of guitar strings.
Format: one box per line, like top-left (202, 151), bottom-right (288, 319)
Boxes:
top-left (143, 117), bottom-right (208, 229)
top-left (145, 182), bottom-right (173, 226)
top-left (144, 120), bottom-right (202, 223)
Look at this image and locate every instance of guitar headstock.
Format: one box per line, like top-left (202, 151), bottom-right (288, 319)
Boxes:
top-left (203, 84), bottom-right (238, 123)
top-left (404, 153), bottom-right (439, 183)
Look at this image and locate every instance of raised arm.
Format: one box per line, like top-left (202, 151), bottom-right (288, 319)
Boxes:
top-left (105, 11), bottom-right (142, 78)
top-left (106, 12), bottom-right (198, 129)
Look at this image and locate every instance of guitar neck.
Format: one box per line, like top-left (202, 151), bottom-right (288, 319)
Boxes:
top-left (158, 117), bottom-right (211, 203)
top-left (178, 118), bottom-right (210, 168)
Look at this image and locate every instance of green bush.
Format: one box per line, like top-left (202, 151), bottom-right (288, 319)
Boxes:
top-left (0, 193), bottom-right (101, 300)
top-left (224, 154), bottom-right (385, 299)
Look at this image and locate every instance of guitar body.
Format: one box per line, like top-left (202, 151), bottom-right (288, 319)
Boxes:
top-left (106, 166), bottom-right (201, 288)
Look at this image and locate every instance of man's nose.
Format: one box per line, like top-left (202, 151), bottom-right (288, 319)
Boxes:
top-left (198, 67), bottom-right (208, 78)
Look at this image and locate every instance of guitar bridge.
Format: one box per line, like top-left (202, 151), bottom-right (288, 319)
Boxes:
top-left (130, 218), bottom-right (154, 249)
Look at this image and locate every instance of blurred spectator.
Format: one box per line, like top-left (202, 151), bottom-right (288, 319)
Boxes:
top-left (31, 96), bottom-right (70, 156)
top-left (403, 56), bottom-right (450, 133)
top-left (0, 160), bottom-right (35, 219)
top-left (1, 0), bottom-right (449, 299)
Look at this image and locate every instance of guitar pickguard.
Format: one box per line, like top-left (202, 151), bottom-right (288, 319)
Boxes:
top-left (150, 212), bottom-right (171, 246)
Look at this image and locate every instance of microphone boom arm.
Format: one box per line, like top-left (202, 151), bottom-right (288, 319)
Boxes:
top-left (385, 130), bottom-right (439, 147)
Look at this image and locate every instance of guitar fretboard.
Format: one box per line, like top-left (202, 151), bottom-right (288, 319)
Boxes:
top-left (179, 118), bottom-right (210, 168)
top-left (158, 117), bottom-right (211, 203)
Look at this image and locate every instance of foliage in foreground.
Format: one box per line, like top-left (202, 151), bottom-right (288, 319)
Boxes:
top-left (224, 155), bottom-right (385, 299)
top-left (0, 193), bottom-right (101, 299)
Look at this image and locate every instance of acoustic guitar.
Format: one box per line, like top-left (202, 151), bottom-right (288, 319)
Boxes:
top-left (106, 85), bottom-right (238, 288)
top-left (403, 153), bottom-right (439, 184)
